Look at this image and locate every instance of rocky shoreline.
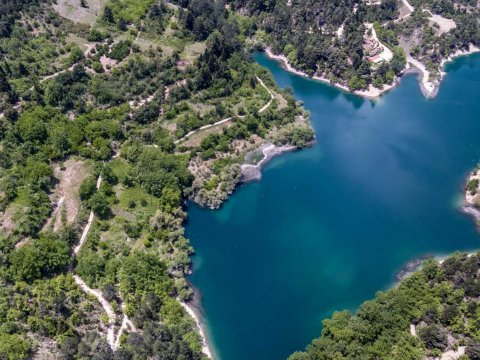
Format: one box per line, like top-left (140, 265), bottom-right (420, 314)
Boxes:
top-left (241, 143), bottom-right (297, 182)
top-left (461, 166), bottom-right (480, 226)
top-left (395, 254), bottom-right (434, 282)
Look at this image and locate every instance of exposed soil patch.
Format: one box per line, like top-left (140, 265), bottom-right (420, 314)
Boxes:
top-left (182, 121), bottom-right (233, 148)
top-left (0, 204), bottom-right (25, 237)
top-left (53, 0), bottom-right (107, 26)
top-left (424, 10), bottom-right (457, 35)
top-left (44, 159), bottom-right (89, 232)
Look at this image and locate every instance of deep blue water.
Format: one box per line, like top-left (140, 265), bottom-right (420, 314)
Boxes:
top-left (186, 52), bottom-right (480, 360)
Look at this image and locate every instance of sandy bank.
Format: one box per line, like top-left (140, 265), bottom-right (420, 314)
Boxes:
top-left (265, 45), bottom-right (480, 100)
top-left (407, 45), bottom-right (480, 98)
top-left (179, 300), bottom-right (214, 359)
top-left (241, 143), bottom-right (297, 181)
top-left (265, 47), bottom-right (397, 99)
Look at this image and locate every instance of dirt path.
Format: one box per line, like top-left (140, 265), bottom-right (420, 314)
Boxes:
top-left (174, 117), bottom-right (234, 145)
top-left (70, 164), bottom-right (136, 351)
top-left (40, 44), bottom-right (95, 84)
top-left (257, 76), bottom-right (275, 113)
top-left (73, 174), bottom-right (102, 255)
top-left (114, 306), bottom-right (137, 350)
top-left (0, 102), bottom-right (22, 119)
top-left (395, 0), bottom-right (414, 22)
top-left (174, 76), bottom-right (274, 145)
top-left (73, 274), bottom-right (116, 347)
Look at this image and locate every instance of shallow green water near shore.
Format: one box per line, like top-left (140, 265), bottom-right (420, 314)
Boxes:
top-left (186, 52), bottom-right (480, 360)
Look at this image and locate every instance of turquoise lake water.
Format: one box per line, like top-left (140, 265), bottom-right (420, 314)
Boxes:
top-left (186, 52), bottom-right (480, 360)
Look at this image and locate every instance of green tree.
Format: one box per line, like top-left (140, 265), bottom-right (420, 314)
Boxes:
top-left (79, 176), bottom-right (98, 200)
top-left (76, 250), bottom-right (106, 286)
top-left (0, 334), bottom-right (30, 360)
top-left (36, 234), bottom-right (70, 276)
top-left (88, 192), bottom-right (110, 218)
top-left (103, 6), bottom-right (114, 23)
top-left (348, 75), bottom-right (367, 91)
top-left (118, 252), bottom-right (174, 306)
top-left (9, 244), bottom-right (42, 282)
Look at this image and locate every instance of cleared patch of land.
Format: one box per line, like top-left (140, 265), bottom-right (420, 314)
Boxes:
top-left (44, 159), bottom-right (89, 232)
top-left (0, 203), bottom-right (24, 236)
top-left (182, 42), bottom-right (207, 62)
top-left (182, 120), bottom-right (234, 148)
top-left (425, 10), bottom-right (457, 34)
top-left (53, 0), bottom-right (107, 26)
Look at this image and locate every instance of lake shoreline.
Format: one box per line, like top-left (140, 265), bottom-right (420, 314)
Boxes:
top-left (179, 291), bottom-right (215, 359)
top-left (264, 46), bottom-right (480, 100)
top-left (240, 143), bottom-right (299, 182)
top-left (189, 51), bottom-right (480, 360)
top-left (264, 47), bottom-right (396, 99)
top-left (461, 167), bottom-right (480, 226)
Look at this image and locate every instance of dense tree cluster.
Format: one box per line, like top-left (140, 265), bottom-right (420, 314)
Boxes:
top-left (228, 0), bottom-right (480, 89)
top-left (0, 0), bottom-right (47, 37)
top-left (177, 0), bottom-right (228, 40)
top-left (229, 0), bottom-right (404, 88)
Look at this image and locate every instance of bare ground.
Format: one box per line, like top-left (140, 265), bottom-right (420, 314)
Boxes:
top-left (53, 0), bottom-right (107, 26)
top-left (44, 159), bottom-right (89, 232)
top-left (0, 203), bottom-right (26, 237)
top-left (182, 121), bottom-right (233, 148)
top-left (276, 93), bottom-right (288, 110)
top-left (425, 10), bottom-right (457, 35)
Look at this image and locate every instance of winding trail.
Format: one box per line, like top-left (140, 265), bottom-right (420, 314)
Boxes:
top-left (73, 274), bottom-right (116, 347)
top-left (257, 76), bottom-right (275, 113)
top-left (114, 304), bottom-right (137, 350)
top-left (70, 162), bottom-right (136, 351)
top-left (174, 76), bottom-right (275, 145)
top-left (1, 46), bottom-right (93, 119)
top-left (73, 174), bottom-right (102, 255)
top-left (174, 117), bottom-right (234, 145)
top-left (40, 44), bottom-right (95, 83)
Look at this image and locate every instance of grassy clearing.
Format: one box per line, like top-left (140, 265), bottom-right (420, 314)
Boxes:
top-left (65, 34), bottom-right (93, 53)
top-left (53, 0), bottom-right (107, 26)
top-left (182, 42), bottom-right (207, 62)
top-left (182, 121), bottom-right (234, 148)
top-left (275, 92), bottom-right (288, 110)
top-left (0, 203), bottom-right (26, 235)
top-left (101, 158), bottom-right (160, 252)
top-left (189, 103), bottom-right (216, 116)
top-left (116, 187), bottom-right (158, 220)
top-left (107, 0), bottom-right (155, 22)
